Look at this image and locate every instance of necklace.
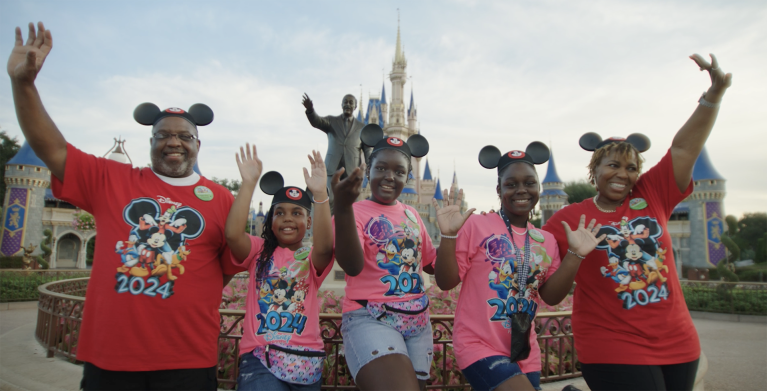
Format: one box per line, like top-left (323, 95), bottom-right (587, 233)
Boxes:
top-left (593, 194), bottom-right (619, 213)
top-left (509, 225), bottom-right (528, 235)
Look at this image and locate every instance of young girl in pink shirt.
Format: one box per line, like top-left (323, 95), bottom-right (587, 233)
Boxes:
top-left (434, 142), bottom-right (605, 391)
top-left (332, 125), bottom-right (438, 390)
top-left (225, 145), bottom-right (334, 390)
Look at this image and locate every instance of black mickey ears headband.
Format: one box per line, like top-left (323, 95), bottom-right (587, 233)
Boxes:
top-left (259, 171), bottom-right (313, 211)
top-left (479, 142), bottom-right (550, 174)
top-left (134, 103), bottom-right (214, 128)
top-left (360, 124), bottom-right (429, 159)
top-left (579, 132), bottom-right (651, 153)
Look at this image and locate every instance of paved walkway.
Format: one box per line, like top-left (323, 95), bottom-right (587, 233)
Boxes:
top-left (0, 304), bottom-right (765, 390)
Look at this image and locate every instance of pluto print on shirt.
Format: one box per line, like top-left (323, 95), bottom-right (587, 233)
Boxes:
top-left (114, 196), bottom-right (205, 299)
top-left (596, 216), bottom-right (670, 310)
top-left (255, 248), bottom-right (312, 342)
top-left (366, 211), bottom-right (425, 296)
top-left (484, 233), bottom-right (549, 324)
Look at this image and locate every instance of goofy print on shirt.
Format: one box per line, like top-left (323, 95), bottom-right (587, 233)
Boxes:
top-left (114, 196), bottom-right (205, 299)
top-left (254, 248), bottom-right (312, 343)
top-left (596, 216), bottom-right (670, 310)
top-left (483, 233), bottom-right (550, 325)
top-left (364, 210), bottom-right (425, 297)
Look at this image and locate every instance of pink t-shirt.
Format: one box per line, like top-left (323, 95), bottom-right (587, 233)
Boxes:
top-left (233, 236), bottom-right (332, 355)
top-left (336, 200), bottom-right (437, 312)
top-left (452, 213), bottom-right (561, 372)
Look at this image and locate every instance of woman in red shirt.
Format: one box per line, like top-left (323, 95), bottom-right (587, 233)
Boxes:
top-left (542, 53), bottom-right (731, 391)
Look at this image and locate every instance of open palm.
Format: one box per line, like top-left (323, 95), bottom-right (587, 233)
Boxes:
top-left (563, 215), bottom-right (607, 257)
top-left (432, 187), bottom-right (475, 236)
top-left (8, 22), bottom-right (52, 83)
top-left (235, 143), bottom-right (262, 184)
top-left (303, 150), bottom-right (327, 196)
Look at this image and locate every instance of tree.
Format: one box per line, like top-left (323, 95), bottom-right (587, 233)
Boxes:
top-left (737, 213), bottom-right (767, 250)
top-left (563, 180), bottom-right (597, 205)
top-left (211, 177), bottom-right (241, 196)
top-left (0, 130), bottom-right (22, 204)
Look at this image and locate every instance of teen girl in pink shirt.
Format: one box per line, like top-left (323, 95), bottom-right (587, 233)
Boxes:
top-left (225, 145), bottom-right (334, 390)
top-left (434, 142), bottom-right (606, 391)
top-left (332, 125), bottom-right (437, 390)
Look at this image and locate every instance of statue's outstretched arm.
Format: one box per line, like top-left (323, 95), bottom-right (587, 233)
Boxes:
top-left (303, 93), bottom-right (332, 133)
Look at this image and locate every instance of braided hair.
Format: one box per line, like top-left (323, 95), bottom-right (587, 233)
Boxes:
top-left (255, 205), bottom-right (279, 282)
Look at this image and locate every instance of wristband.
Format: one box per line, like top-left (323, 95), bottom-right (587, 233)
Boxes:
top-left (698, 92), bottom-right (720, 108)
top-left (567, 249), bottom-right (586, 259)
top-left (440, 233), bottom-right (458, 239)
top-left (312, 196), bottom-right (329, 204)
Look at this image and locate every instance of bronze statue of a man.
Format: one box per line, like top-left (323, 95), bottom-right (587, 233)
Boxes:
top-left (303, 93), bottom-right (369, 208)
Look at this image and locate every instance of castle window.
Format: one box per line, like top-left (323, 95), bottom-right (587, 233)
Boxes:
top-left (35, 167), bottom-right (42, 172)
top-left (18, 165), bottom-right (23, 170)
top-left (709, 180), bottom-right (715, 185)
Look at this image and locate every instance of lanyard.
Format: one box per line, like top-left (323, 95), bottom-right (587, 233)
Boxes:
top-left (499, 210), bottom-right (531, 299)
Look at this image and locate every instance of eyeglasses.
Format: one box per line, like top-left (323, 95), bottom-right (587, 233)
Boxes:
top-left (152, 132), bottom-right (197, 142)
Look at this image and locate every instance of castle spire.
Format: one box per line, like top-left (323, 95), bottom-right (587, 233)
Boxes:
top-left (692, 147), bottom-right (725, 181)
top-left (423, 159), bottom-right (432, 180)
top-left (542, 148), bottom-right (563, 185)
top-left (395, 9), bottom-right (405, 64)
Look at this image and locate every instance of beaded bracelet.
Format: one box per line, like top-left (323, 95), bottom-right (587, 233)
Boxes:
top-left (567, 249), bottom-right (586, 259)
top-left (313, 196), bottom-right (329, 204)
top-left (440, 233), bottom-right (458, 239)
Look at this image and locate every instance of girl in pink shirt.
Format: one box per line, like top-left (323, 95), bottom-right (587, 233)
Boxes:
top-left (332, 125), bottom-right (437, 390)
top-left (434, 142), bottom-right (605, 391)
top-left (225, 145), bottom-right (334, 390)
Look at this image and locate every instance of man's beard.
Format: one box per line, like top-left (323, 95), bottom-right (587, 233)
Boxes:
top-left (151, 155), bottom-right (193, 177)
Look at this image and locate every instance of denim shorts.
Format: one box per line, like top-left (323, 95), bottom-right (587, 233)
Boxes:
top-left (238, 353), bottom-right (321, 391)
top-left (462, 355), bottom-right (542, 391)
top-left (341, 307), bottom-right (434, 381)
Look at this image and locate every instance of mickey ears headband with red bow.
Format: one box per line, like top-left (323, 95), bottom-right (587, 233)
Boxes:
top-left (360, 124), bottom-right (429, 159)
top-left (259, 171), bottom-right (313, 211)
top-left (133, 103), bottom-right (214, 127)
top-left (479, 142), bottom-right (550, 174)
top-left (578, 132), bottom-right (651, 152)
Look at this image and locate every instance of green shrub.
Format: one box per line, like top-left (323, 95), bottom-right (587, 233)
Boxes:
top-left (0, 256), bottom-right (24, 269)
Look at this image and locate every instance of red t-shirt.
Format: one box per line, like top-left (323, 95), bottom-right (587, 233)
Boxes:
top-left (52, 144), bottom-right (244, 371)
top-left (542, 149), bottom-right (699, 365)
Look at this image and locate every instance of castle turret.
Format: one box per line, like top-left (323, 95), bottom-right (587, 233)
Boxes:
top-left (539, 148), bottom-right (568, 225)
top-left (384, 18), bottom-right (409, 140)
top-left (1, 142), bottom-right (50, 258)
top-left (687, 147), bottom-right (726, 268)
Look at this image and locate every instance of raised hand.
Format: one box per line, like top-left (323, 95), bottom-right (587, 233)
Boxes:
top-left (303, 150), bottom-right (328, 199)
top-left (689, 53), bottom-right (732, 95)
top-left (235, 143), bottom-right (262, 185)
top-left (331, 163), bottom-right (365, 209)
top-left (432, 187), bottom-right (476, 236)
top-left (562, 215), bottom-right (607, 258)
top-left (302, 93), bottom-right (314, 111)
top-left (8, 22), bottom-right (53, 83)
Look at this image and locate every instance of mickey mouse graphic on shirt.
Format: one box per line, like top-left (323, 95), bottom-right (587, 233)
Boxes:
top-left (365, 213), bottom-right (425, 297)
top-left (596, 216), bottom-right (671, 310)
top-left (113, 197), bottom-right (204, 299)
top-left (254, 252), bottom-right (312, 339)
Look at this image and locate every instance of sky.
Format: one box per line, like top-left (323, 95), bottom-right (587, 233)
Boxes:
top-left (1, 0), bottom-right (765, 218)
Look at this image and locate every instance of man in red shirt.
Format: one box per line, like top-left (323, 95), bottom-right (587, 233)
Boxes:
top-left (8, 22), bottom-right (243, 390)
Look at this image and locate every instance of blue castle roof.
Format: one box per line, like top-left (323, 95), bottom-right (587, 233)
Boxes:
top-left (542, 152), bottom-right (562, 184)
top-left (401, 187), bottom-right (417, 194)
top-left (408, 90), bottom-right (415, 117)
top-left (357, 108), bottom-right (363, 122)
top-left (193, 162), bottom-right (202, 175)
top-left (364, 97), bottom-right (386, 127)
top-left (380, 82), bottom-right (387, 104)
top-left (423, 159), bottom-right (432, 180)
top-left (692, 147), bottom-right (724, 181)
top-left (7, 142), bottom-right (47, 168)
top-left (362, 176), bottom-right (369, 188)
top-left (433, 179), bottom-right (443, 200)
